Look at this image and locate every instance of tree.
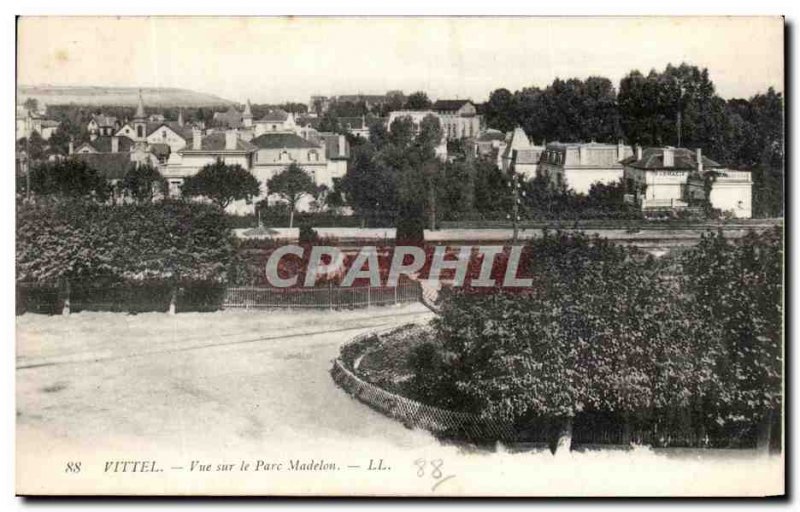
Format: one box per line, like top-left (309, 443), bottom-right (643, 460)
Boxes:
top-left (682, 229), bottom-right (783, 451)
top-left (29, 158), bottom-right (111, 201)
top-left (25, 131), bottom-right (46, 162)
top-left (484, 88), bottom-right (517, 133)
top-left (23, 98), bottom-right (38, 112)
top-left (181, 159), bottom-right (260, 209)
top-left (120, 163), bottom-right (166, 203)
top-left (266, 163), bottom-right (317, 228)
top-left (404, 91), bottom-right (432, 110)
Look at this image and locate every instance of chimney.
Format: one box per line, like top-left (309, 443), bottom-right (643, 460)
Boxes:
top-left (111, 136), bottom-right (119, 153)
top-left (225, 129), bottom-right (237, 151)
top-left (68, 140), bottom-right (74, 155)
top-left (663, 147), bottom-right (674, 167)
top-left (635, 145), bottom-right (643, 161)
top-left (192, 128), bottom-right (202, 150)
top-left (696, 148), bottom-right (704, 173)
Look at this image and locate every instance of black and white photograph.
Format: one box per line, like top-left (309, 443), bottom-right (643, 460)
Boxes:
top-left (11, 14), bottom-right (785, 497)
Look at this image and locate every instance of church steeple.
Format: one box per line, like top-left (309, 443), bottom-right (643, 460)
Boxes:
top-left (134, 89), bottom-right (146, 120)
top-left (177, 108), bottom-right (184, 127)
top-left (132, 89), bottom-right (147, 141)
top-left (243, 99), bottom-right (253, 128)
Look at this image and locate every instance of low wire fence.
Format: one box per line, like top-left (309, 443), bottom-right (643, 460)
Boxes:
top-left (332, 329), bottom-right (771, 449)
top-left (331, 357), bottom-right (517, 442)
top-left (222, 282), bottom-right (421, 310)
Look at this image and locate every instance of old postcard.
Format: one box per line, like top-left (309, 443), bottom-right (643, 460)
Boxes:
top-left (14, 15), bottom-right (785, 497)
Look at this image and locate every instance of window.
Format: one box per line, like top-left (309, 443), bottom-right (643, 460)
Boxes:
top-left (137, 125), bottom-right (144, 138)
top-left (162, 130), bottom-right (168, 139)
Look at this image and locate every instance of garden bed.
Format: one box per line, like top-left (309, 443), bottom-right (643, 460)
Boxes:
top-left (352, 323), bottom-right (436, 395)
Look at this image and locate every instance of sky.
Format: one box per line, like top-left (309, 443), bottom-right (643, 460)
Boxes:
top-left (17, 16), bottom-right (784, 105)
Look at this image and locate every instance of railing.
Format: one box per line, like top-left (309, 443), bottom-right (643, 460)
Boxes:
top-left (331, 354), bottom-right (517, 442)
top-left (222, 282), bottom-right (422, 310)
top-left (641, 198), bottom-right (689, 210)
top-left (332, 329), bottom-right (765, 448)
top-left (16, 282), bottom-right (422, 315)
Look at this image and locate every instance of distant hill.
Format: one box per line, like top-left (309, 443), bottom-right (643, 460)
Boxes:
top-left (17, 85), bottom-right (236, 108)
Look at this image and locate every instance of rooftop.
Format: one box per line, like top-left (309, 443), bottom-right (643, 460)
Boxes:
top-left (250, 132), bottom-right (320, 150)
top-left (71, 153), bottom-right (133, 180)
top-left (180, 132), bottom-right (256, 153)
top-left (432, 99), bottom-right (473, 112)
top-left (621, 147), bottom-right (722, 170)
top-left (84, 136), bottom-right (134, 153)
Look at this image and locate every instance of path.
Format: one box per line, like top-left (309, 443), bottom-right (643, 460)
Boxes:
top-left (16, 305), bottom-right (438, 457)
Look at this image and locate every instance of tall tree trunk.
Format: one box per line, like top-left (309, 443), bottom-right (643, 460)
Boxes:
top-left (756, 409), bottom-right (775, 454)
top-left (550, 417), bottom-right (573, 456)
top-left (289, 207), bottom-right (295, 229)
top-left (61, 278), bottom-right (71, 316)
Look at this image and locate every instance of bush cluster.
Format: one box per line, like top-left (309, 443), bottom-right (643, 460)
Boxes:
top-left (412, 229), bottom-right (782, 448)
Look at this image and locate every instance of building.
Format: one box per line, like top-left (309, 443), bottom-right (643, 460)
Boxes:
top-left (309, 91), bottom-right (404, 115)
top-left (472, 128), bottom-right (506, 160)
top-left (500, 127), bottom-right (544, 178)
top-left (70, 132), bottom-right (160, 202)
top-left (87, 114), bottom-right (120, 137)
top-left (213, 105), bottom-right (245, 129)
top-left (74, 135), bottom-right (134, 155)
top-left (338, 116), bottom-right (370, 139)
top-left (248, 131), bottom-right (349, 212)
top-left (16, 105), bottom-right (60, 140)
top-left (386, 110), bottom-right (448, 161)
top-left (432, 100), bottom-right (482, 140)
top-left (538, 141), bottom-right (633, 194)
top-left (162, 129), bottom-right (256, 197)
top-left (253, 109), bottom-right (297, 136)
top-left (622, 146), bottom-right (752, 218)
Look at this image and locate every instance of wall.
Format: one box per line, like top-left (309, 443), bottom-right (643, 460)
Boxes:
top-left (564, 168), bottom-right (624, 195)
top-left (146, 126), bottom-right (187, 153)
top-left (710, 179), bottom-right (753, 218)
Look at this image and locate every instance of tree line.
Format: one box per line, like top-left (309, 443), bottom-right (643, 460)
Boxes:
top-left (483, 63), bottom-right (783, 216)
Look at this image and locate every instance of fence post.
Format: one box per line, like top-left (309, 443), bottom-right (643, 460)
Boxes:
top-left (367, 286), bottom-right (371, 308)
top-left (329, 282), bottom-right (333, 311)
top-left (169, 285), bottom-right (178, 315)
top-left (394, 285), bottom-right (398, 305)
top-left (61, 278), bottom-right (71, 317)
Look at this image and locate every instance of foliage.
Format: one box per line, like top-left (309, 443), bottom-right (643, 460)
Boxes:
top-left (423, 230), bottom-right (782, 447)
top-left (120, 163), bottom-right (166, 203)
top-left (341, 113), bottom-right (444, 233)
top-left (681, 228), bottom-right (783, 431)
top-left (16, 200), bottom-right (234, 285)
top-left (28, 158), bottom-right (111, 201)
top-left (404, 91), bottom-right (432, 110)
top-left (266, 163), bottom-right (317, 228)
top-left (181, 159), bottom-right (261, 208)
top-left (298, 224), bottom-right (320, 244)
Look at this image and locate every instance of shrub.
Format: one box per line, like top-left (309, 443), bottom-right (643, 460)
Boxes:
top-left (16, 200), bottom-right (235, 312)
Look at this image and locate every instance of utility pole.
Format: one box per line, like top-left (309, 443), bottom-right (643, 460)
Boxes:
top-left (676, 79), bottom-right (685, 147)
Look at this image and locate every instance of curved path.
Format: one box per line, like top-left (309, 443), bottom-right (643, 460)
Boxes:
top-left (17, 304), bottom-right (437, 457)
